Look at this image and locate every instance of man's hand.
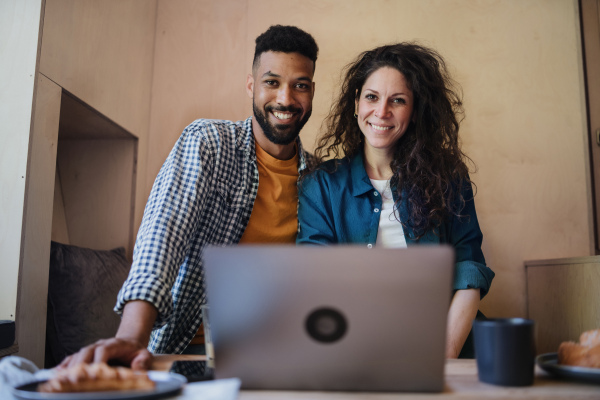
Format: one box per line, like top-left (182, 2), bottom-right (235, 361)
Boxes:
top-left (58, 300), bottom-right (158, 370)
top-left (58, 337), bottom-right (153, 370)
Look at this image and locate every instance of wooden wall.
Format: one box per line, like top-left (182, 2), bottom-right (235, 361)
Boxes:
top-left (0, 0), bottom-right (43, 323)
top-left (148, 0), bottom-right (592, 319)
top-left (4, 0), bottom-right (157, 365)
top-left (40, 0), bottom-right (157, 243)
top-left (17, 74), bottom-right (62, 366)
top-left (527, 256), bottom-right (600, 354)
top-left (4, 1), bottom-right (592, 364)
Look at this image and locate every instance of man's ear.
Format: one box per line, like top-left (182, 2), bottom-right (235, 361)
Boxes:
top-left (246, 74), bottom-right (254, 98)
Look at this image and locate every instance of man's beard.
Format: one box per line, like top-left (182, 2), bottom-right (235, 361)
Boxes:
top-left (253, 103), bottom-right (311, 145)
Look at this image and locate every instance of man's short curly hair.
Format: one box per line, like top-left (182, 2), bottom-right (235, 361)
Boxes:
top-left (253, 25), bottom-right (319, 72)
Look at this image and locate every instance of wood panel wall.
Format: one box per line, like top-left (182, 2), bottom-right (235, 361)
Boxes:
top-left (581, 0), bottom-right (600, 253)
top-left (39, 0), bottom-right (157, 242)
top-left (5, 0), bottom-right (157, 365)
top-left (0, 0), bottom-right (43, 323)
top-left (526, 256), bottom-right (600, 354)
top-left (18, 74), bottom-right (62, 367)
top-left (3, 0), bottom-right (593, 365)
top-left (148, 0), bottom-right (593, 319)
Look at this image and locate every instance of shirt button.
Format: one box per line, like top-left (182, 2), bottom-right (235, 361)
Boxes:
top-left (374, 208), bottom-right (380, 213)
top-left (373, 191), bottom-right (378, 196)
top-left (367, 244), bottom-right (373, 249)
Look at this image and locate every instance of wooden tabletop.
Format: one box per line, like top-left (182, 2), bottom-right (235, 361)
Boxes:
top-left (151, 354), bottom-right (206, 372)
top-left (153, 356), bottom-right (600, 399)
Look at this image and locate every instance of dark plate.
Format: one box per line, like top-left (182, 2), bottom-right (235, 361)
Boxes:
top-left (536, 352), bottom-right (600, 384)
top-left (11, 371), bottom-right (186, 400)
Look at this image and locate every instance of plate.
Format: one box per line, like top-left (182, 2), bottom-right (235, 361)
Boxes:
top-left (10, 371), bottom-right (186, 400)
top-left (536, 352), bottom-right (600, 384)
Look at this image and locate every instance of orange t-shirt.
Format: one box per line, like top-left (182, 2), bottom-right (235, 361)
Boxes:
top-left (238, 141), bottom-right (299, 243)
top-left (191, 141), bottom-right (299, 345)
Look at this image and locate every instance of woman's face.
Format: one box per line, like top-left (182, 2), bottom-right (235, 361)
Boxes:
top-left (355, 67), bottom-right (414, 155)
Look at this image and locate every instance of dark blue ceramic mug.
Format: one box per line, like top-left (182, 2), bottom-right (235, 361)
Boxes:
top-left (472, 318), bottom-right (536, 386)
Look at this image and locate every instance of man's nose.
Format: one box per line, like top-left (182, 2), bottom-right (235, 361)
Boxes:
top-left (276, 86), bottom-right (293, 105)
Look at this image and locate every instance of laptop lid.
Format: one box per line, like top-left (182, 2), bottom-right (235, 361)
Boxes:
top-left (203, 245), bottom-right (454, 392)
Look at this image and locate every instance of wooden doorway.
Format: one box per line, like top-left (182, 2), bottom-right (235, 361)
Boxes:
top-left (581, 0), bottom-right (600, 254)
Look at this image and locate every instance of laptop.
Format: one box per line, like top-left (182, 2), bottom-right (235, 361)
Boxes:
top-left (203, 244), bottom-right (454, 392)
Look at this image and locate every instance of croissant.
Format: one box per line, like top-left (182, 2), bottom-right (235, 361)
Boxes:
top-left (557, 329), bottom-right (600, 368)
top-left (39, 363), bottom-right (155, 393)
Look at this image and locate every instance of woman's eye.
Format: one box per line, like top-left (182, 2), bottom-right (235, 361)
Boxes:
top-left (365, 94), bottom-right (377, 101)
top-left (393, 98), bottom-right (406, 104)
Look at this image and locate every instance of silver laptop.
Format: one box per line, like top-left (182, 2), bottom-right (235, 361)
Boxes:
top-left (203, 245), bottom-right (454, 392)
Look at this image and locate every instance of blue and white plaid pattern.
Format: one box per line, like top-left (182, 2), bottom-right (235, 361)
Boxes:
top-left (115, 117), bottom-right (311, 354)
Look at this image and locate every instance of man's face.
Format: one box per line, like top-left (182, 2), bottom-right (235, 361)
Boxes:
top-left (247, 51), bottom-right (315, 145)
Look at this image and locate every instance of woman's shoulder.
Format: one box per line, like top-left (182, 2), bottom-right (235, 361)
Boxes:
top-left (310, 157), bottom-right (353, 179)
top-left (299, 157), bottom-right (353, 194)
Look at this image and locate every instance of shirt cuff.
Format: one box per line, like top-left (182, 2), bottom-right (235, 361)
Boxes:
top-left (453, 260), bottom-right (495, 298)
top-left (114, 272), bottom-right (174, 328)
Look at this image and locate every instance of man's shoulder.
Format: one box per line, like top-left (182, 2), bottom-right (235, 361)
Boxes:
top-left (178, 117), bottom-right (254, 156)
top-left (184, 118), bottom-right (249, 137)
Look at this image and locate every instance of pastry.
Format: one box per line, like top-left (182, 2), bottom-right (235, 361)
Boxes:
top-left (557, 329), bottom-right (600, 368)
top-left (39, 363), bottom-right (155, 393)
top-left (579, 329), bottom-right (600, 348)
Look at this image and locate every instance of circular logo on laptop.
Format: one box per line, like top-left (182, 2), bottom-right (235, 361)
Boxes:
top-left (305, 307), bottom-right (347, 343)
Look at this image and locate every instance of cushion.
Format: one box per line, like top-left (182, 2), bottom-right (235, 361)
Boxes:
top-left (45, 241), bottom-right (130, 368)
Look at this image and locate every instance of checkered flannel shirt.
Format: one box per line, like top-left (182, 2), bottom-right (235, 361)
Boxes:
top-left (115, 117), bottom-right (312, 354)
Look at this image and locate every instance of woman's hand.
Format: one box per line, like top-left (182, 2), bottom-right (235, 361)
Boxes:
top-left (446, 288), bottom-right (480, 358)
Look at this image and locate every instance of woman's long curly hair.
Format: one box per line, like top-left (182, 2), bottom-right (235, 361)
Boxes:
top-left (314, 42), bottom-right (474, 238)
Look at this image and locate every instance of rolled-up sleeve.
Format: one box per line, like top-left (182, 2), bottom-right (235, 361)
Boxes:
top-left (448, 181), bottom-right (495, 298)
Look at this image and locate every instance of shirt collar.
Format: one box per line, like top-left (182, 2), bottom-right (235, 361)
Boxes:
top-left (239, 117), bottom-right (255, 161)
top-left (348, 152), bottom-right (416, 241)
top-left (349, 152), bottom-right (377, 197)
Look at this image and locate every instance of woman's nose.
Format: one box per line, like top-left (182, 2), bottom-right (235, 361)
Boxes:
top-left (374, 103), bottom-right (390, 118)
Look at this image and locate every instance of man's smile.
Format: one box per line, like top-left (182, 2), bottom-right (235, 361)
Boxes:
top-left (273, 111), bottom-right (295, 120)
top-left (267, 106), bottom-right (300, 125)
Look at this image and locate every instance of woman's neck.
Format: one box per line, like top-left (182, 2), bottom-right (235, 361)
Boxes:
top-left (363, 145), bottom-right (393, 180)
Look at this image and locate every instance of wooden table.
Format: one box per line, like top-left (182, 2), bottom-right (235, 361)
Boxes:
top-left (151, 354), bottom-right (206, 372)
top-left (153, 356), bottom-right (599, 399)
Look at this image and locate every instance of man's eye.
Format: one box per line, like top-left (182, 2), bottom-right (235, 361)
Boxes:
top-left (265, 80), bottom-right (278, 86)
top-left (296, 83), bottom-right (310, 90)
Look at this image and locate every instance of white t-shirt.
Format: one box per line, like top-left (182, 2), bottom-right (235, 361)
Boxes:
top-left (370, 179), bottom-right (407, 249)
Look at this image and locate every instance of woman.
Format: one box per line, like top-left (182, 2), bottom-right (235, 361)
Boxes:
top-left (297, 43), bottom-right (495, 358)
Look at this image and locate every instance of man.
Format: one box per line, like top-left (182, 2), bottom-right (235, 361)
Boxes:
top-left (62, 25), bottom-right (318, 369)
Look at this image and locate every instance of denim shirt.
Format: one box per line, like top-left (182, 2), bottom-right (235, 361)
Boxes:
top-left (297, 153), bottom-right (495, 298)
